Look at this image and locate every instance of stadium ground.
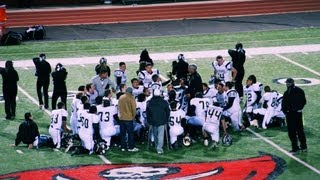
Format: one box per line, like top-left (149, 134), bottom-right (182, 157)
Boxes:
top-left (0, 12), bottom-right (320, 179)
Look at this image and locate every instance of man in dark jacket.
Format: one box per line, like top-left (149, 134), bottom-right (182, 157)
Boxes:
top-left (172, 54), bottom-right (189, 81)
top-left (282, 78), bottom-right (307, 154)
top-left (185, 64), bottom-right (203, 99)
top-left (0, 61), bottom-right (19, 120)
top-left (95, 57), bottom-right (111, 77)
top-left (12, 112), bottom-right (40, 149)
top-left (228, 43), bottom-right (246, 99)
top-left (51, 63), bottom-right (68, 110)
top-left (33, 54), bottom-right (51, 109)
top-left (146, 89), bottom-right (170, 154)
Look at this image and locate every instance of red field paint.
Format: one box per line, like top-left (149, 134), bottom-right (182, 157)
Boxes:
top-left (0, 154), bottom-right (285, 179)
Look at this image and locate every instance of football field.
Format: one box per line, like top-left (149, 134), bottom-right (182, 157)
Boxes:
top-left (0, 28), bottom-right (320, 179)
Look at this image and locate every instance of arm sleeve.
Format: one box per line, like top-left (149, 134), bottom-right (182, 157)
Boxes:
top-left (223, 97), bottom-right (235, 111)
top-left (254, 91), bottom-right (262, 104)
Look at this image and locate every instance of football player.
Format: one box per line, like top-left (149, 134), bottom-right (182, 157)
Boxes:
top-left (202, 83), bottom-right (217, 103)
top-left (85, 83), bottom-right (98, 105)
top-left (70, 92), bottom-right (84, 135)
top-left (243, 75), bottom-right (263, 128)
top-left (131, 78), bottom-right (144, 98)
top-left (49, 102), bottom-right (70, 150)
top-left (169, 101), bottom-right (185, 149)
top-left (221, 82), bottom-right (242, 133)
top-left (203, 105), bottom-right (223, 149)
top-left (149, 74), bottom-right (171, 93)
top-left (138, 63), bottom-right (160, 88)
top-left (98, 100), bottom-right (120, 149)
top-left (78, 105), bottom-right (99, 154)
top-left (187, 92), bottom-right (210, 127)
top-left (253, 86), bottom-right (278, 129)
top-left (212, 55), bottom-right (233, 83)
top-left (114, 62), bottom-right (127, 91)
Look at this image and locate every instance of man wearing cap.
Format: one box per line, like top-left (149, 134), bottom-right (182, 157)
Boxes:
top-left (282, 78), bottom-right (307, 154)
top-left (185, 64), bottom-right (203, 99)
top-left (146, 89), bottom-right (170, 154)
top-left (118, 87), bottom-right (139, 152)
top-left (33, 54), bottom-right (51, 109)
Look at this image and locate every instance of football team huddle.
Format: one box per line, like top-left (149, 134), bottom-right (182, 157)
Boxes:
top-left (44, 45), bottom-right (286, 155)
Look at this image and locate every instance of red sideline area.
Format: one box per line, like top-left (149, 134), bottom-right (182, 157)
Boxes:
top-left (5, 0), bottom-right (320, 27)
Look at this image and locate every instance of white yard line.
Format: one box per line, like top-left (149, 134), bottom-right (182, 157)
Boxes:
top-left (16, 149), bottom-right (24, 154)
top-left (247, 128), bottom-right (320, 175)
top-left (275, 54), bottom-right (320, 77)
top-left (17, 86), bottom-right (112, 164)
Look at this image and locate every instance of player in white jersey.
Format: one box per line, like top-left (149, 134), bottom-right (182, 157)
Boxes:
top-left (98, 100), bottom-right (120, 148)
top-left (221, 82), bottom-right (242, 133)
top-left (243, 75), bottom-right (263, 128)
top-left (212, 55), bottom-right (233, 83)
top-left (187, 92), bottom-right (210, 127)
top-left (114, 62), bottom-right (127, 91)
top-left (78, 105), bottom-right (99, 154)
top-left (273, 91), bottom-right (285, 119)
top-left (253, 86), bottom-right (278, 129)
top-left (49, 102), bottom-right (69, 149)
top-left (203, 105), bottom-right (223, 149)
top-left (70, 92), bottom-right (83, 135)
top-left (138, 63), bottom-right (160, 88)
top-left (203, 83), bottom-right (217, 103)
top-left (131, 78), bottom-right (144, 98)
top-left (168, 101), bottom-right (185, 149)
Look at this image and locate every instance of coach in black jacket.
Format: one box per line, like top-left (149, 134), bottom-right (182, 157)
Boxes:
top-left (51, 63), bottom-right (68, 110)
top-left (185, 64), bottom-right (203, 99)
top-left (228, 43), bottom-right (246, 98)
top-left (13, 112), bottom-right (40, 149)
top-left (33, 54), bottom-right (51, 109)
top-left (0, 61), bottom-right (19, 120)
top-left (146, 89), bottom-right (170, 154)
top-left (282, 78), bottom-right (307, 154)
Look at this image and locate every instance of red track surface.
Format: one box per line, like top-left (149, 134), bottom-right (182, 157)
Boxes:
top-left (6, 0), bottom-right (320, 27)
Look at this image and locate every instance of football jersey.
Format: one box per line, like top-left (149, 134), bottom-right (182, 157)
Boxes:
top-left (275, 93), bottom-right (283, 112)
top-left (149, 82), bottom-right (162, 91)
top-left (50, 109), bottom-right (68, 130)
top-left (190, 97), bottom-right (210, 118)
top-left (225, 89), bottom-right (241, 113)
top-left (77, 109), bottom-right (88, 130)
top-left (169, 109), bottom-right (186, 128)
top-left (98, 106), bottom-right (116, 129)
top-left (138, 69), bottom-right (160, 88)
top-left (79, 113), bottom-right (98, 136)
top-left (203, 87), bottom-right (217, 102)
top-left (132, 85), bottom-right (144, 97)
top-left (114, 69), bottom-right (127, 85)
top-left (206, 105), bottom-right (223, 125)
top-left (71, 98), bottom-right (81, 119)
top-left (262, 91), bottom-right (278, 109)
top-left (244, 82), bottom-right (263, 107)
top-left (136, 101), bottom-right (147, 124)
top-left (212, 61), bottom-right (232, 82)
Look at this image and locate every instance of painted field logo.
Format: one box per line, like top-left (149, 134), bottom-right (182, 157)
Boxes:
top-left (273, 77), bottom-right (320, 86)
top-left (0, 154), bottom-right (285, 179)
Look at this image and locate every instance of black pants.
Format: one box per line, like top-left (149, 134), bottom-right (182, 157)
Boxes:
top-left (36, 79), bottom-right (49, 108)
top-left (119, 120), bottom-right (135, 149)
top-left (4, 94), bottom-right (16, 118)
top-left (51, 91), bottom-right (67, 110)
top-left (235, 71), bottom-right (245, 98)
top-left (286, 111), bottom-right (307, 150)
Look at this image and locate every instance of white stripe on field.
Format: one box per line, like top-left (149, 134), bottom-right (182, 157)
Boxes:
top-left (18, 86), bottom-right (112, 164)
top-left (301, 52), bottom-right (309, 55)
top-left (16, 149), bottom-right (24, 154)
top-left (247, 128), bottom-right (320, 175)
top-left (275, 54), bottom-right (320, 77)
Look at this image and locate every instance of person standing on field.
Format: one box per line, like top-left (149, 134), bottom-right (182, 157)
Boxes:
top-left (51, 63), bottom-right (68, 110)
top-left (282, 78), bottom-right (307, 154)
top-left (33, 54), bottom-right (51, 109)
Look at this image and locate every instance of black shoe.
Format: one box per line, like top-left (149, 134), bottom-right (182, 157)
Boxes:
top-left (300, 148), bottom-right (308, 152)
top-left (5, 116), bottom-right (12, 120)
top-left (289, 149), bottom-right (300, 154)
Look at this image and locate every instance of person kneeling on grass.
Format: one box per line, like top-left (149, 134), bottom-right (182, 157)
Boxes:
top-left (11, 112), bottom-right (40, 149)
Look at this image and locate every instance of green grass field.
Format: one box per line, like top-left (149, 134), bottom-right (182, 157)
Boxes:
top-left (0, 28), bottom-right (319, 179)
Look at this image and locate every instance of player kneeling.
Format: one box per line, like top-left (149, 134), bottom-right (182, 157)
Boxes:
top-left (98, 99), bottom-right (120, 150)
top-left (169, 101), bottom-right (185, 150)
top-left (49, 102), bottom-right (70, 151)
top-left (203, 105), bottom-right (223, 149)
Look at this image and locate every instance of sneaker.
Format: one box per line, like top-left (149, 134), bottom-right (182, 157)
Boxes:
top-left (157, 150), bottom-right (163, 154)
top-left (128, 147), bottom-right (139, 152)
top-left (39, 105), bottom-right (43, 110)
top-left (203, 139), bottom-right (209, 147)
top-left (53, 148), bottom-right (60, 152)
top-left (300, 148), bottom-right (308, 152)
top-left (289, 149), bottom-right (300, 155)
top-left (121, 148), bottom-right (126, 152)
top-left (65, 142), bottom-right (73, 153)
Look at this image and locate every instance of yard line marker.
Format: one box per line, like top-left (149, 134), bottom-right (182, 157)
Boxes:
top-left (98, 155), bottom-right (112, 164)
top-left (18, 86), bottom-right (112, 164)
top-left (18, 86), bottom-right (51, 115)
top-left (80, 64), bottom-right (86, 67)
top-left (301, 52), bottom-right (309, 55)
top-left (247, 128), bottom-right (320, 175)
top-left (275, 54), bottom-right (320, 77)
top-left (16, 150), bottom-right (24, 154)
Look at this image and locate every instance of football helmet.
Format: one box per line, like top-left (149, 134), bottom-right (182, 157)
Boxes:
top-left (183, 135), bottom-right (192, 147)
top-left (222, 134), bottom-right (232, 146)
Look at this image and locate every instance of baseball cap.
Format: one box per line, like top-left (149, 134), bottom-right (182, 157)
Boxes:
top-left (285, 78), bottom-right (294, 84)
top-left (126, 87), bottom-right (133, 94)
